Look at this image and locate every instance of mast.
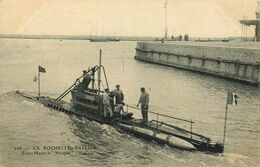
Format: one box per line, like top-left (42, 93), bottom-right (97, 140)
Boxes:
top-left (102, 25), bottom-right (104, 39)
top-left (222, 90), bottom-right (236, 153)
top-left (98, 49), bottom-right (102, 94)
top-left (222, 97), bottom-right (229, 152)
top-left (38, 68), bottom-right (40, 97)
top-left (164, 0), bottom-right (168, 40)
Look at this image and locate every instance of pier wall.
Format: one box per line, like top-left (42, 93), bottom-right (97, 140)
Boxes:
top-left (135, 42), bottom-right (260, 85)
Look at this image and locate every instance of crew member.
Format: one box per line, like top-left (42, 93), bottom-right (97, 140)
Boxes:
top-left (82, 70), bottom-right (91, 92)
top-left (103, 88), bottom-right (113, 118)
top-left (112, 85), bottom-right (124, 114)
top-left (137, 87), bottom-right (149, 124)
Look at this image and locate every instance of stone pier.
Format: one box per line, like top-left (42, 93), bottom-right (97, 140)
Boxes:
top-left (135, 42), bottom-right (260, 85)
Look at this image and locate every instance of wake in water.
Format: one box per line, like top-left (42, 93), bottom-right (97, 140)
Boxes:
top-left (0, 91), bottom-right (258, 167)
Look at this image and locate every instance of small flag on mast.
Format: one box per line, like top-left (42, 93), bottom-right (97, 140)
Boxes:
top-left (227, 91), bottom-right (238, 105)
top-left (38, 65), bottom-right (46, 73)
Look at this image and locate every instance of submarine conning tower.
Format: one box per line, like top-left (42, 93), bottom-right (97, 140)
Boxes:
top-left (240, 1), bottom-right (260, 41)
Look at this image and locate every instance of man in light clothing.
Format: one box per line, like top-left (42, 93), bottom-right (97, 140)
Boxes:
top-left (103, 89), bottom-right (113, 118)
top-left (137, 87), bottom-right (149, 124)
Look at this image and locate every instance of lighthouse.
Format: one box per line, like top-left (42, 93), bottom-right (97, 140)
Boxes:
top-left (239, 0), bottom-right (260, 41)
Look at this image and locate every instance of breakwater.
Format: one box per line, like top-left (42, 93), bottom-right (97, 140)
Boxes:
top-left (0, 34), bottom-right (156, 41)
top-left (135, 42), bottom-right (260, 85)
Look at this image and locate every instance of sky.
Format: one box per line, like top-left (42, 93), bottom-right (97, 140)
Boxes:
top-left (0, 0), bottom-right (258, 37)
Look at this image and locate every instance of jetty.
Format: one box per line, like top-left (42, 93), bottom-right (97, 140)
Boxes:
top-left (135, 41), bottom-right (260, 85)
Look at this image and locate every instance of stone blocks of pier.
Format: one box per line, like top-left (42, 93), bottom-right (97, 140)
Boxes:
top-left (135, 42), bottom-right (260, 85)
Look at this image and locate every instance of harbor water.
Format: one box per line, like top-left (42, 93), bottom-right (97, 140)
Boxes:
top-left (0, 39), bottom-right (259, 167)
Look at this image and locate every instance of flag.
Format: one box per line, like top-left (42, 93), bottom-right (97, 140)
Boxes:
top-left (33, 75), bottom-right (38, 82)
top-left (39, 65), bottom-right (46, 73)
top-left (163, 0), bottom-right (167, 8)
top-left (227, 91), bottom-right (238, 105)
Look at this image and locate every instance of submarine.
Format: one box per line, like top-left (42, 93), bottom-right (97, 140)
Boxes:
top-left (16, 49), bottom-right (224, 153)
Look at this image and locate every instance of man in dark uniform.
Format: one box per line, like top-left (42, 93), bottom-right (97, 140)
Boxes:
top-left (112, 85), bottom-right (124, 114)
top-left (137, 87), bottom-right (149, 124)
top-left (81, 70), bottom-right (91, 92)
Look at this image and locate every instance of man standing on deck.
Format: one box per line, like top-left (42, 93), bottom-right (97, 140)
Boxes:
top-left (103, 89), bottom-right (113, 118)
top-left (112, 85), bottom-right (124, 114)
top-left (137, 87), bottom-right (149, 124)
top-left (82, 70), bottom-right (91, 92)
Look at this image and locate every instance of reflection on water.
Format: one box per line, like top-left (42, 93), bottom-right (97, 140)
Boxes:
top-left (0, 39), bottom-right (259, 167)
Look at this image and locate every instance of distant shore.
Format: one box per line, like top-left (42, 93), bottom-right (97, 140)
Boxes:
top-left (0, 34), bottom-right (257, 43)
top-left (0, 34), bottom-right (157, 41)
